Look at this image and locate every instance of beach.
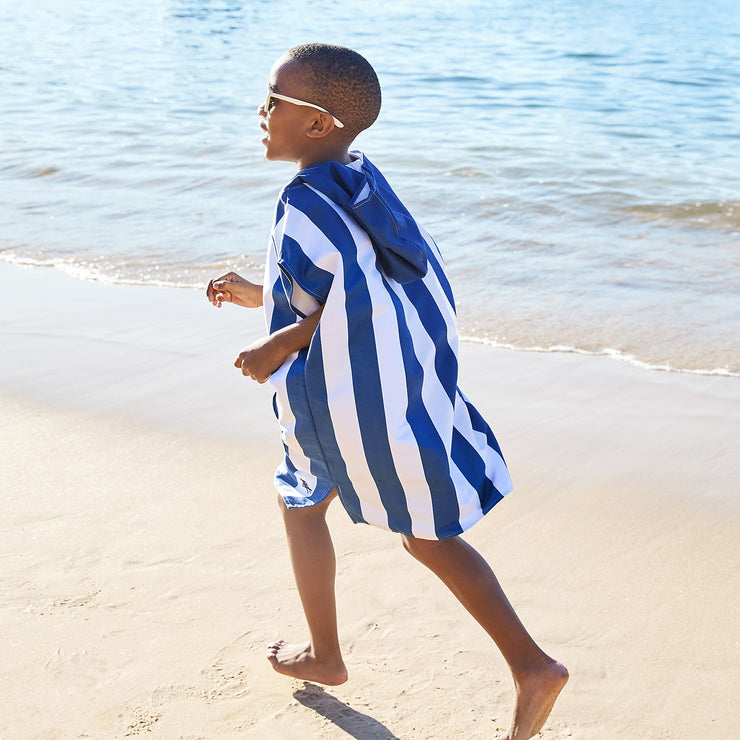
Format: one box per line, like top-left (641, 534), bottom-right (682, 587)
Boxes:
top-left (1, 260), bottom-right (738, 739)
top-left (3, 3), bottom-right (739, 736)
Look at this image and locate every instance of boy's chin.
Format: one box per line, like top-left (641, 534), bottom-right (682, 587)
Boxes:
top-left (263, 150), bottom-right (298, 165)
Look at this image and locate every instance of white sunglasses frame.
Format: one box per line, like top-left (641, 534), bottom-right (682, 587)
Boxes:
top-left (265, 90), bottom-right (345, 128)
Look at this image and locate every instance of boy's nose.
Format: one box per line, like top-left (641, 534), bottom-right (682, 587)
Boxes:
top-left (257, 103), bottom-right (266, 117)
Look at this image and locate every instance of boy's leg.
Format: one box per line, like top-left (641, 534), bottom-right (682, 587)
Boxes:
top-left (401, 534), bottom-right (568, 740)
top-left (267, 489), bottom-right (348, 685)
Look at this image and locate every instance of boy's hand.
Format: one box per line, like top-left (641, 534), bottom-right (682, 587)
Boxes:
top-left (207, 272), bottom-right (263, 308)
top-left (233, 306), bottom-right (323, 383)
top-left (234, 335), bottom-right (286, 383)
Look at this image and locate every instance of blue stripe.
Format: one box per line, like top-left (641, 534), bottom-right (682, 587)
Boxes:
top-left (304, 327), bottom-right (366, 524)
top-left (464, 392), bottom-right (507, 463)
top-left (341, 260), bottom-right (414, 532)
top-left (277, 234), bottom-right (334, 310)
top-left (346, 279), bottom-right (412, 533)
top-left (384, 278), bottom-right (461, 538)
top-left (425, 239), bottom-right (456, 311)
top-left (274, 197), bottom-right (285, 226)
top-left (284, 350), bottom-right (332, 482)
top-left (402, 279), bottom-right (458, 404)
top-left (269, 274), bottom-right (294, 334)
top-left (450, 418), bottom-right (505, 515)
top-left (275, 450), bottom-right (334, 508)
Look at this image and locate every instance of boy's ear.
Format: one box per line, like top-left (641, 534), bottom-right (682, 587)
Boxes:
top-left (305, 112), bottom-right (335, 139)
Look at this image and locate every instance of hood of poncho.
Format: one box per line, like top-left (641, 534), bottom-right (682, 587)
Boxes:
top-left (290, 153), bottom-right (428, 284)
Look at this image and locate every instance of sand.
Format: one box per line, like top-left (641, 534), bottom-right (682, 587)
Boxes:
top-left (1, 261), bottom-right (739, 739)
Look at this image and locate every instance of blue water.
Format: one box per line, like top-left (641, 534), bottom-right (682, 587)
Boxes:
top-left (1, 0), bottom-right (739, 374)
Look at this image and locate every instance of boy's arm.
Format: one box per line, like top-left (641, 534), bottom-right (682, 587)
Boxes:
top-left (207, 272), bottom-right (263, 308)
top-left (234, 306), bottom-right (324, 383)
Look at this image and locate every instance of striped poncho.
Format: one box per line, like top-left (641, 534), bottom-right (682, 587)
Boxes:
top-left (263, 152), bottom-right (512, 540)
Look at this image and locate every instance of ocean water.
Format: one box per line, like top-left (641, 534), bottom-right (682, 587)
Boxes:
top-left (1, 0), bottom-right (739, 375)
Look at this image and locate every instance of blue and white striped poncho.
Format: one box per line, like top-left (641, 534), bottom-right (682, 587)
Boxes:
top-left (263, 152), bottom-right (512, 540)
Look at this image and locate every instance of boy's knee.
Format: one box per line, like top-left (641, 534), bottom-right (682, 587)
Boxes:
top-left (401, 533), bottom-right (431, 559)
top-left (402, 533), bottom-right (457, 562)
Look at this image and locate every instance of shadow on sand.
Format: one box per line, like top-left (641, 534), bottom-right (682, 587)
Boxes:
top-left (293, 683), bottom-right (401, 740)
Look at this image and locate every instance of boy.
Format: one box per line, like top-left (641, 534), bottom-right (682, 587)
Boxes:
top-left (207, 44), bottom-right (567, 740)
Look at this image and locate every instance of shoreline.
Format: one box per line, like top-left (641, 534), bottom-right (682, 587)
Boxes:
top-left (458, 333), bottom-right (740, 379)
top-left (4, 257), bottom-right (737, 379)
top-left (1, 259), bottom-right (739, 738)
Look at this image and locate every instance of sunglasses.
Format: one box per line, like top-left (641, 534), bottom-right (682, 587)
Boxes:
top-left (265, 90), bottom-right (345, 128)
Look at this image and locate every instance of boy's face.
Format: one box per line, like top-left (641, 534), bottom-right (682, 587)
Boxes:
top-left (258, 57), bottom-right (322, 165)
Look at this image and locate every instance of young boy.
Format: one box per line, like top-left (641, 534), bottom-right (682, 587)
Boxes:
top-left (207, 43), bottom-right (567, 740)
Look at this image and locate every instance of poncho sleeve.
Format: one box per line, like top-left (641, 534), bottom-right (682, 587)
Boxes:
top-left (273, 184), bottom-right (340, 317)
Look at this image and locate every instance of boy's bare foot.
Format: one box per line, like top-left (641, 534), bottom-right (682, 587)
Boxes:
top-left (495, 659), bottom-right (569, 740)
top-left (266, 640), bottom-right (348, 686)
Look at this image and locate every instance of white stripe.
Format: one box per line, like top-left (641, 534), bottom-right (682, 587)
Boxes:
top-left (449, 456), bottom-right (486, 531)
top-left (262, 239), bottom-right (278, 330)
top-left (387, 279), bottom-right (456, 448)
top-left (289, 281), bottom-right (321, 317)
top-left (285, 189), bottom-right (343, 272)
top-left (419, 230), bottom-right (458, 349)
top-left (354, 181), bottom-right (371, 203)
top-left (319, 251), bottom-right (390, 531)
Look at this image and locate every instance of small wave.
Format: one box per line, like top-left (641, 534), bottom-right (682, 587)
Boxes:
top-left (459, 335), bottom-right (739, 378)
top-left (0, 164), bottom-right (58, 178)
top-left (625, 200), bottom-right (740, 230)
top-left (0, 251), bottom-right (263, 291)
top-left (1, 253), bottom-right (195, 289)
top-left (30, 166), bottom-right (61, 178)
top-left (562, 52), bottom-right (616, 60)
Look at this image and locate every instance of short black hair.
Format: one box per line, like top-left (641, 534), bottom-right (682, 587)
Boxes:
top-left (285, 43), bottom-right (381, 139)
